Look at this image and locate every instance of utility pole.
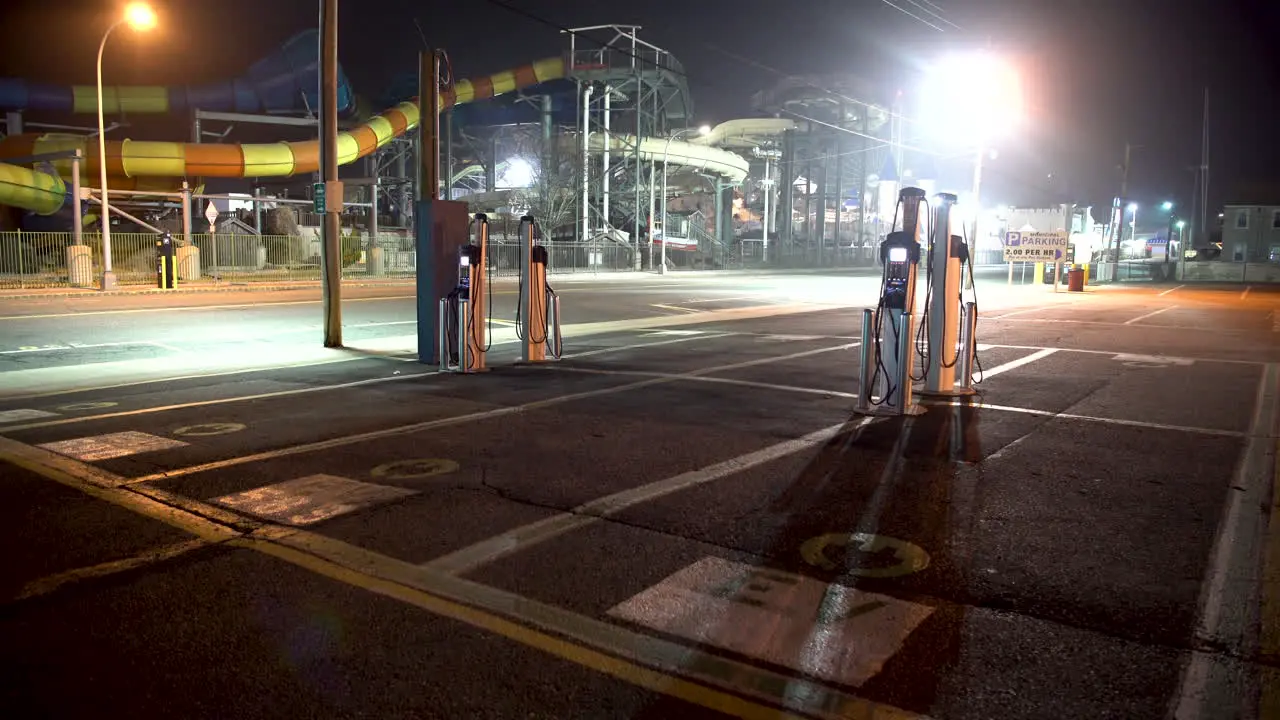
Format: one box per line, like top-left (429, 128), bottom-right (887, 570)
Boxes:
top-left (1108, 141), bottom-right (1133, 282)
top-left (319, 0), bottom-right (342, 347)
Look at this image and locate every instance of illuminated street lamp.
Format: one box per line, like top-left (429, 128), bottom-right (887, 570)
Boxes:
top-left (96, 2), bottom-right (156, 290)
top-left (918, 51), bottom-right (1023, 274)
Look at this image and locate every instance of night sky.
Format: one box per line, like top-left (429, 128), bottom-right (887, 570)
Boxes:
top-left (3, 0), bottom-right (1278, 222)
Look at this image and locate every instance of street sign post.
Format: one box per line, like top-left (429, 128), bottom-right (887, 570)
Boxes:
top-left (203, 201), bottom-right (218, 230)
top-left (313, 182), bottom-right (326, 214)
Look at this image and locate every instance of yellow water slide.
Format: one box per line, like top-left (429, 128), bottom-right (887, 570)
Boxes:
top-left (0, 57), bottom-right (566, 215)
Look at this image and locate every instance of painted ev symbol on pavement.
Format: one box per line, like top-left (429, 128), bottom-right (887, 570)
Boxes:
top-left (173, 422), bottom-right (246, 437)
top-left (56, 401), bottom-right (119, 411)
top-left (370, 458), bottom-right (460, 481)
top-left (800, 532), bottom-right (931, 578)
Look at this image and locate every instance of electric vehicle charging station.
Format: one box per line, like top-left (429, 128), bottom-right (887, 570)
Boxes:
top-left (516, 215), bottom-right (563, 363)
top-left (919, 192), bottom-right (978, 397)
top-left (857, 187), bottom-right (927, 416)
top-left (438, 213), bottom-right (492, 373)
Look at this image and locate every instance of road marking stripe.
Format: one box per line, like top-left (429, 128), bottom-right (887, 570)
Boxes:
top-left (990, 307), bottom-right (1043, 320)
top-left (2, 332), bottom-right (739, 433)
top-left (979, 349), bottom-right (1057, 379)
top-left (14, 538), bottom-right (211, 601)
top-left (1172, 362), bottom-right (1280, 720)
top-left (650, 303), bottom-right (702, 314)
top-left (0, 294), bottom-right (420, 321)
top-left (2, 434), bottom-right (928, 720)
top-left (1242, 286), bottom-right (1252, 301)
top-left (1, 371), bottom-right (435, 432)
top-left (977, 343), bottom-right (1263, 366)
top-left (1158, 284), bottom-right (1185, 297)
top-left (424, 421), bottom-right (866, 576)
top-left (1124, 305), bottom-right (1178, 325)
top-left (553, 365), bottom-right (860, 399)
top-left (560, 332), bottom-right (736, 360)
top-left (125, 342), bottom-right (858, 484)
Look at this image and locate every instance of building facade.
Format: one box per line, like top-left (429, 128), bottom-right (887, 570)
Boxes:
top-left (1221, 205), bottom-right (1280, 263)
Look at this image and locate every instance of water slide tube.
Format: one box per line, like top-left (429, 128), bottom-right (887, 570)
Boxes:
top-left (0, 30), bottom-right (356, 117)
top-left (0, 162), bottom-right (65, 215)
top-left (688, 118), bottom-right (796, 149)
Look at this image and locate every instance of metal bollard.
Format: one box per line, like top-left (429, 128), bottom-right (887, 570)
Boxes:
top-left (457, 298), bottom-right (470, 373)
top-left (895, 312), bottom-right (913, 413)
top-left (958, 301), bottom-right (977, 389)
top-left (437, 299), bottom-right (448, 372)
top-left (856, 308), bottom-right (873, 412)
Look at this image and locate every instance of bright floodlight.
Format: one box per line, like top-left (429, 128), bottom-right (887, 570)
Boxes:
top-left (124, 2), bottom-right (157, 31)
top-left (1161, 201), bottom-right (1173, 211)
top-left (500, 157), bottom-right (533, 188)
top-left (1127, 202), bottom-right (1138, 212)
top-left (1176, 220), bottom-right (1186, 229)
top-left (919, 51), bottom-right (1023, 146)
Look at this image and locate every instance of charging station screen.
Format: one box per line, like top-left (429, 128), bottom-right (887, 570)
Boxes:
top-left (888, 247), bottom-right (908, 263)
top-left (460, 255), bottom-right (470, 266)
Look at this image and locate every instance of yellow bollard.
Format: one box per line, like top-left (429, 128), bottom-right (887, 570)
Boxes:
top-left (1034, 262), bottom-right (1044, 284)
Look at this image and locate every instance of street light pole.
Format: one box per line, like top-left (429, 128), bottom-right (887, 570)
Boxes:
top-left (660, 133), bottom-right (675, 275)
top-left (94, 3), bottom-right (155, 291)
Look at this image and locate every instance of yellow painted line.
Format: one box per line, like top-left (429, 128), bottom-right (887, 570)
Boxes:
top-left (14, 538), bottom-right (210, 601)
top-left (1, 433), bottom-right (928, 720)
top-left (241, 539), bottom-right (811, 720)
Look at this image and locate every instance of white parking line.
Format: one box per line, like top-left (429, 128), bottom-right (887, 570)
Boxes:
top-left (14, 538), bottom-right (211, 601)
top-left (1124, 306), bottom-right (1178, 325)
top-left (423, 421), bottom-right (867, 576)
top-left (979, 349), bottom-right (1057, 379)
top-left (1241, 286), bottom-right (1252, 301)
top-left (0, 294), bottom-right (417, 321)
top-left (125, 341), bottom-right (859, 484)
top-left (0, 341), bottom-right (175, 355)
top-left (1172, 362), bottom-right (1280, 719)
top-left (1158, 285), bottom-right (1185, 297)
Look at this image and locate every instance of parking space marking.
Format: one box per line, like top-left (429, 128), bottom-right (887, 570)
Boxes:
top-left (125, 341), bottom-right (860, 485)
top-left (212, 474), bottom-right (417, 526)
top-left (1172, 362), bottom-right (1280, 720)
top-left (0, 294), bottom-right (419, 321)
top-left (553, 365), bottom-right (859, 401)
top-left (0, 434), bottom-right (928, 720)
top-left (979, 343), bottom-right (1263, 366)
top-left (13, 538), bottom-right (211, 601)
top-left (39, 431), bottom-right (188, 462)
top-left (0, 408), bottom-right (59, 424)
top-left (0, 341), bottom-right (176, 356)
top-left (1241, 286), bottom-right (1252, 301)
top-left (1158, 285), bottom-right (1185, 297)
top-left (1124, 306), bottom-right (1178, 325)
top-left (1, 369), bottom-right (435, 432)
top-left (608, 556), bottom-right (934, 689)
top-left (423, 421), bottom-right (863, 576)
top-left (650, 303), bottom-right (702, 314)
top-left (978, 348), bottom-right (1057, 379)
top-left (560, 331), bottom-right (735, 360)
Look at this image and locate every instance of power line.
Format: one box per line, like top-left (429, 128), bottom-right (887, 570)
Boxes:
top-left (902, 0), bottom-right (963, 30)
top-left (876, 0), bottom-right (946, 32)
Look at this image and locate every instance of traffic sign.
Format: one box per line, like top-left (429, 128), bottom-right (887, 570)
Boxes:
top-left (203, 201), bottom-right (218, 227)
top-left (1003, 230), bottom-right (1069, 262)
top-left (313, 182), bottom-right (326, 214)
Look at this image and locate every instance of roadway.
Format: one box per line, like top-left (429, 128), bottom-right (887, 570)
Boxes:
top-left (0, 271), bottom-right (1278, 719)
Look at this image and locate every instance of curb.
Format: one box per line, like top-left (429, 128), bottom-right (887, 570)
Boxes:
top-left (0, 280), bottom-right (417, 301)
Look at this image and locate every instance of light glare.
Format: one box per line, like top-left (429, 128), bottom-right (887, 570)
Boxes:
top-left (124, 2), bottom-right (157, 31)
top-left (918, 51), bottom-right (1024, 146)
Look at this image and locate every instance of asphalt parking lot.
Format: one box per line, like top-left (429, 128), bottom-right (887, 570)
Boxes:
top-left (1, 279), bottom-right (1278, 719)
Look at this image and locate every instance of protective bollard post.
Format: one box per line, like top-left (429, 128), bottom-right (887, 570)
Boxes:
top-left (895, 311), bottom-right (914, 414)
top-left (957, 302), bottom-right (977, 390)
top-left (856, 308), bottom-right (874, 413)
top-left (437, 299), bottom-right (448, 372)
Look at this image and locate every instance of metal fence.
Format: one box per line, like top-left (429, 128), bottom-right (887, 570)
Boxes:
top-left (0, 231), bottom-right (658, 289)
